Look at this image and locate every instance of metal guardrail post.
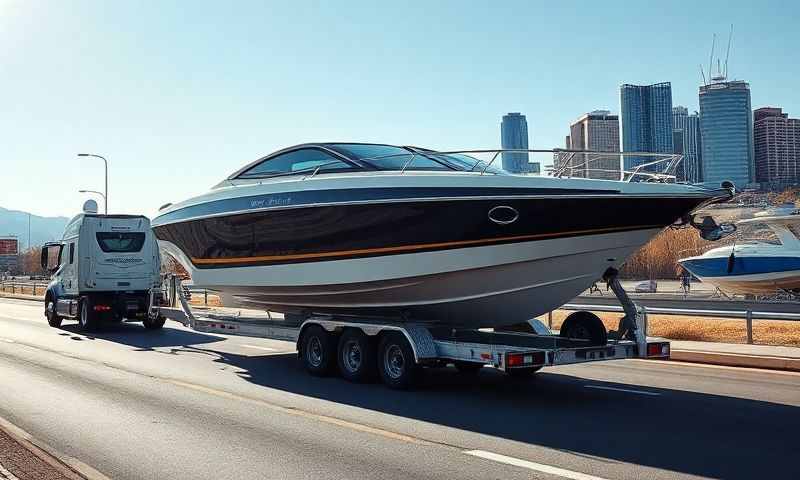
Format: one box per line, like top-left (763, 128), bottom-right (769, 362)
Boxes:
top-left (746, 310), bottom-right (753, 344)
top-left (641, 305), bottom-right (648, 337)
top-left (547, 311), bottom-right (552, 329)
top-left (204, 290), bottom-right (208, 305)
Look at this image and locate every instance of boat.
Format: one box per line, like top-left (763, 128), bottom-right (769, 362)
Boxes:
top-left (679, 208), bottom-right (800, 296)
top-left (152, 143), bottom-right (732, 328)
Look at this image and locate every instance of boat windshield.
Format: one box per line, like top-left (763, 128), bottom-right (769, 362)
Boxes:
top-left (415, 151), bottom-right (506, 174)
top-left (329, 144), bottom-right (452, 171)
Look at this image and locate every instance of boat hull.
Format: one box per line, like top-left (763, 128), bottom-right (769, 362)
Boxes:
top-left (679, 256), bottom-right (800, 295)
top-left (153, 175), bottom-right (718, 327)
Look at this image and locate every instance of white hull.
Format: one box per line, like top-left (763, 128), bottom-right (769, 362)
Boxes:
top-left (161, 228), bottom-right (660, 327)
top-left (694, 270), bottom-right (800, 295)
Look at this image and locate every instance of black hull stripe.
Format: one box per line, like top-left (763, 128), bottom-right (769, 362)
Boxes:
top-left (189, 224), bottom-right (663, 267)
top-left (154, 186), bottom-right (621, 226)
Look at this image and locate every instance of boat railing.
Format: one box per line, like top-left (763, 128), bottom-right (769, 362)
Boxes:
top-left (343, 148), bottom-right (683, 182)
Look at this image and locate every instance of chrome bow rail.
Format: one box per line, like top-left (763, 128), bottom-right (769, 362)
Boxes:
top-left (345, 148), bottom-right (684, 183)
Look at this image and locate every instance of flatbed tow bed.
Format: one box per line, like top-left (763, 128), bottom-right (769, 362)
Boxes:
top-left (156, 273), bottom-right (670, 389)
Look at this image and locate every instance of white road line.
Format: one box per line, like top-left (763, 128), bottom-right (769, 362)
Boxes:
top-left (0, 339), bottom-right (14, 343)
top-left (464, 450), bottom-right (609, 480)
top-left (240, 344), bottom-right (278, 352)
top-left (584, 385), bottom-right (660, 396)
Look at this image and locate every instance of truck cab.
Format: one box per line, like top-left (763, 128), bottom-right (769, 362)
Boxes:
top-left (41, 201), bottom-right (164, 331)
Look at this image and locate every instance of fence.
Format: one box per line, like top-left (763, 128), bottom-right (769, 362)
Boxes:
top-left (0, 280), bottom-right (48, 297)
top-left (557, 302), bottom-right (800, 345)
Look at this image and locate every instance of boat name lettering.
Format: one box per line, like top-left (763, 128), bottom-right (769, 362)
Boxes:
top-left (250, 196), bottom-right (293, 208)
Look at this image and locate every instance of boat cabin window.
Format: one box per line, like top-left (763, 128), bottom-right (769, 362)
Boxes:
top-left (238, 148), bottom-right (354, 179)
top-left (329, 144), bottom-right (452, 171)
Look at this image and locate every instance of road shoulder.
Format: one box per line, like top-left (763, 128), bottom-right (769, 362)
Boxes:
top-left (0, 416), bottom-right (109, 480)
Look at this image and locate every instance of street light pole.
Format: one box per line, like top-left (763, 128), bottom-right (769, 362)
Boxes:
top-left (78, 190), bottom-right (107, 213)
top-left (77, 153), bottom-right (108, 214)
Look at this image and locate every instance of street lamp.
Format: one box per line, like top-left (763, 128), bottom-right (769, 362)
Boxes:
top-left (78, 190), bottom-right (107, 213)
top-left (77, 153), bottom-right (108, 214)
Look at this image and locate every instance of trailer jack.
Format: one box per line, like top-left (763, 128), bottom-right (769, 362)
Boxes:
top-left (603, 268), bottom-right (647, 355)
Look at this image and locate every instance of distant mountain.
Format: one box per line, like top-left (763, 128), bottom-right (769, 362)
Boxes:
top-left (0, 207), bottom-right (69, 250)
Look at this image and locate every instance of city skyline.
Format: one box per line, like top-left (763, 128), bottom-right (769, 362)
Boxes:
top-left (2, 2), bottom-right (799, 217)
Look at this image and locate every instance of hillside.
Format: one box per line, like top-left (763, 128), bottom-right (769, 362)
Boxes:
top-left (0, 207), bottom-right (69, 250)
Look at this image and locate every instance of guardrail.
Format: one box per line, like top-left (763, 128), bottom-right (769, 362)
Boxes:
top-left (559, 303), bottom-right (800, 345)
top-left (0, 281), bottom-right (48, 297)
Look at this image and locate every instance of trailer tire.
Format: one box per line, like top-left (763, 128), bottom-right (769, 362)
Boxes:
top-left (559, 311), bottom-right (607, 346)
top-left (143, 316), bottom-right (166, 330)
top-left (377, 332), bottom-right (419, 390)
top-left (78, 297), bottom-right (99, 332)
top-left (453, 361), bottom-right (484, 374)
top-left (337, 329), bottom-right (377, 383)
top-left (301, 325), bottom-right (336, 376)
top-left (45, 295), bottom-right (62, 328)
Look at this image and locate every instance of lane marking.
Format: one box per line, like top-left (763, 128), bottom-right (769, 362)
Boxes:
top-left (584, 385), bottom-right (660, 396)
top-left (240, 344), bottom-right (278, 352)
top-left (464, 450), bottom-right (609, 480)
top-left (167, 380), bottom-right (439, 447)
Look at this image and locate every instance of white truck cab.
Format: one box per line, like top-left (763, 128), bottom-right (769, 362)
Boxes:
top-left (41, 201), bottom-right (164, 331)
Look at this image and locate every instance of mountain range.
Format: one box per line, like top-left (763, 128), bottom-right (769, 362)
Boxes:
top-left (0, 206), bottom-right (69, 250)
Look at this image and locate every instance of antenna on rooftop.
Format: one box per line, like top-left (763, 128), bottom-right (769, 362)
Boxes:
top-left (708, 33), bottom-right (716, 84)
top-left (724, 24), bottom-right (734, 79)
top-left (700, 64), bottom-right (707, 86)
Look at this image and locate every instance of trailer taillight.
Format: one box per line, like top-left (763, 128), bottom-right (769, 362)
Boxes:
top-left (506, 351), bottom-right (545, 367)
top-left (647, 342), bottom-right (670, 358)
top-left (93, 304), bottom-right (112, 312)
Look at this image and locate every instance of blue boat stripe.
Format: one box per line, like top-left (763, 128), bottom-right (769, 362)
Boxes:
top-left (682, 256), bottom-right (800, 277)
top-left (152, 187), bottom-right (618, 226)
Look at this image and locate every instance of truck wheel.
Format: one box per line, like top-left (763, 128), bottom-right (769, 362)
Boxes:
top-left (377, 332), bottom-right (419, 390)
top-left (301, 325), bottom-right (336, 376)
top-left (143, 316), bottom-right (166, 330)
top-left (559, 311), bottom-right (607, 346)
top-left (453, 361), bottom-right (484, 374)
top-left (78, 298), bottom-right (99, 332)
top-left (45, 296), bottom-right (62, 328)
top-left (337, 329), bottom-right (377, 383)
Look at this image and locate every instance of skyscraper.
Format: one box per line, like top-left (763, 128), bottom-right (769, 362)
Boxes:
top-left (754, 107), bottom-right (800, 187)
top-left (699, 80), bottom-right (754, 188)
top-left (500, 112), bottom-right (529, 173)
top-left (620, 82), bottom-right (674, 171)
top-left (671, 106), bottom-right (702, 183)
top-left (567, 110), bottom-right (620, 179)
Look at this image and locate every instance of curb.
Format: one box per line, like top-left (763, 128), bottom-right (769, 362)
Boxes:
top-left (671, 349), bottom-right (800, 372)
top-left (0, 416), bottom-right (111, 480)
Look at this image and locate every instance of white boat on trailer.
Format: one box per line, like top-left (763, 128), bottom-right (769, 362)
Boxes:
top-left (152, 144), bottom-right (734, 329)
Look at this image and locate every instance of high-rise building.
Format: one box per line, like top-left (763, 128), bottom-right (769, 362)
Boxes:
top-left (620, 82), bottom-right (674, 171)
top-left (754, 107), bottom-right (800, 187)
top-left (684, 113), bottom-right (703, 183)
top-left (671, 106), bottom-right (702, 183)
top-left (500, 113), bottom-right (529, 173)
top-left (567, 110), bottom-right (620, 179)
top-left (699, 80), bottom-right (754, 188)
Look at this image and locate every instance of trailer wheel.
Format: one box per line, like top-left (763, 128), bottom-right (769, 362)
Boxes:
top-left (78, 297), bottom-right (99, 332)
top-left (337, 329), bottom-right (377, 382)
top-left (453, 361), bottom-right (484, 374)
top-left (559, 311), bottom-right (607, 346)
top-left (377, 332), bottom-right (419, 390)
top-left (143, 316), bottom-right (166, 330)
top-left (301, 325), bottom-right (336, 376)
top-left (45, 295), bottom-right (62, 328)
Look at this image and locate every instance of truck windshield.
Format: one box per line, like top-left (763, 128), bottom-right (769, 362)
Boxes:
top-left (96, 232), bottom-right (146, 253)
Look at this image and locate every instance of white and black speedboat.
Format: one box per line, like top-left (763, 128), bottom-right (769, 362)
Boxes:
top-left (152, 143), bottom-right (731, 327)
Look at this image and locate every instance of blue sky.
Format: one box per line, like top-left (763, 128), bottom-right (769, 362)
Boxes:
top-left (1, 0), bottom-right (798, 218)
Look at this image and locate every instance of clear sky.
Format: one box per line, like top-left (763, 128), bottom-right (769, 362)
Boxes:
top-left (1, 0), bottom-right (798, 218)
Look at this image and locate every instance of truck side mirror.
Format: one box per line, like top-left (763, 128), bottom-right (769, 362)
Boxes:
top-left (41, 243), bottom-right (63, 273)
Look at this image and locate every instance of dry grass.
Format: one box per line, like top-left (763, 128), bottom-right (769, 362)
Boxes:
top-left (540, 310), bottom-right (800, 347)
top-left (188, 293), bottom-right (222, 307)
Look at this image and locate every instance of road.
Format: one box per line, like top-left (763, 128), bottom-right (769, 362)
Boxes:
top-left (0, 298), bottom-right (798, 480)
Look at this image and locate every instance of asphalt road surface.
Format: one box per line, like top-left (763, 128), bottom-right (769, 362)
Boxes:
top-left (0, 298), bottom-right (798, 480)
